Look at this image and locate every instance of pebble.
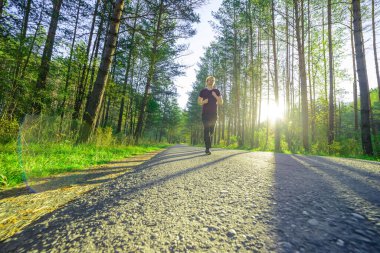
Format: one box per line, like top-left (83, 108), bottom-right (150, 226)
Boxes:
top-left (302, 211), bottom-right (309, 215)
top-left (278, 241), bottom-right (292, 249)
top-left (354, 235), bottom-right (372, 243)
top-left (227, 229), bottom-right (237, 237)
top-left (336, 239), bottom-right (344, 247)
top-left (352, 213), bottom-right (365, 220)
top-left (307, 219), bottom-right (319, 226)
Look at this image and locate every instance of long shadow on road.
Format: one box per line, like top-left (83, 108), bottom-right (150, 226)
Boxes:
top-left (0, 148), bottom-right (244, 251)
top-left (273, 153), bottom-right (380, 253)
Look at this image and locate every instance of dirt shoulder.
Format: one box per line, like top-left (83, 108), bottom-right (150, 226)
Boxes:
top-left (0, 150), bottom-right (163, 241)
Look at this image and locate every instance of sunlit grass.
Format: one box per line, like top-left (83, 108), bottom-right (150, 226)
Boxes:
top-left (0, 142), bottom-right (169, 188)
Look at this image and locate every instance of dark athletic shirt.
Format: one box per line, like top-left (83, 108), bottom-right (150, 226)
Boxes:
top-left (199, 88), bottom-right (221, 115)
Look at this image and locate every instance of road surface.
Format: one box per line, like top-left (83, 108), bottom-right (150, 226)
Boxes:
top-left (1, 145), bottom-right (379, 252)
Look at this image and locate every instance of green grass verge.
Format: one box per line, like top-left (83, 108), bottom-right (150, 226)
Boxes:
top-left (0, 142), bottom-right (170, 188)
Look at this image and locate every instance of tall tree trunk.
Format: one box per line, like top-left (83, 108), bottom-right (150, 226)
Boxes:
top-left (242, 41), bottom-right (248, 147)
top-left (265, 37), bottom-right (270, 150)
top-left (32, 0), bottom-right (63, 114)
top-left (290, 5), bottom-right (295, 116)
top-left (293, 0), bottom-right (309, 151)
top-left (71, 0), bottom-right (100, 127)
top-left (322, 6), bottom-right (328, 104)
top-left (257, 27), bottom-right (262, 137)
top-left (21, 5), bottom-right (44, 79)
top-left (352, 0), bottom-right (373, 155)
top-left (307, 0), bottom-right (315, 143)
top-left (271, 0), bottom-right (280, 152)
top-left (350, 8), bottom-right (359, 131)
top-left (134, 0), bottom-right (164, 143)
top-left (232, 4), bottom-right (241, 145)
top-left (372, 0), bottom-right (380, 100)
top-left (256, 27), bottom-right (263, 128)
top-left (78, 0), bottom-right (125, 142)
top-left (12, 0), bottom-right (32, 82)
top-left (103, 95), bottom-right (111, 127)
top-left (248, 0), bottom-right (255, 148)
top-left (59, 1), bottom-right (81, 133)
top-left (328, 0), bottom-right (335, 146)
top-left (286, 4), bottom-right (290, 119)
top-left (117, 0), bottom-right (140, 133)
top-left (6, 0), bottom-right (32, 118)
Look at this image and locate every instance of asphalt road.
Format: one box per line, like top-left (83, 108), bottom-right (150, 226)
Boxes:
top-left (1, 145), bottom-right (380, 252)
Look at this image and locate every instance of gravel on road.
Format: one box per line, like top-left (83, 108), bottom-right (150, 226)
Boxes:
top-left (0, 145), bottom-right (379, 252)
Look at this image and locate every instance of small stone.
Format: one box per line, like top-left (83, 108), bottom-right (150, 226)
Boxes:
top-left (352, 213), bottom-right (365, 220)
top-left (336, 239), bottom-right (344, 247)
top-left (207, 226), bottom-right (219, 232)
top-left (302, 211), bottom-right (309, 215)
top-left (246, 234), bottom-right (255, 240)
top-left (150, 233), bottom-right (159, 240)
top-left (278, 241), bottom-right (292, 249)
top-left (220, 190), bottom-right (229, 194)
top-left (354, 235), bottom-right (372, 243)
top-left (227, 229), bottom-right (237, 237)
top-left (307, 218), bottom-right (319, 226)
top-left (354, 229), bottom-right (367, 236)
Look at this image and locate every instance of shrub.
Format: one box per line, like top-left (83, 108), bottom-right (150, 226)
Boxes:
top-left (0, 118), bottom-right (19, 144)
top-left (94, 127), bottom-right (114, 147)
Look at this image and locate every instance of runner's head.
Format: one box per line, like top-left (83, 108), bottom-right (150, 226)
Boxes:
top-left (206, 76), bottom-right (215, 88)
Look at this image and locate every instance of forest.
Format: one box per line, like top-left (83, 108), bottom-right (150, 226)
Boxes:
top-left (188, 0), bottom-right (380, 157)
top-left (0, 0), bottom-right (379, 167)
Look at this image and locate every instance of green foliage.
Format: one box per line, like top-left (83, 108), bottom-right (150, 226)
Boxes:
top-left (94, 127), bottom-right (114, 147)
top-left (0, 142), bottom-right (21, 187)
top-left (0, 118), bottom-right (19, 144)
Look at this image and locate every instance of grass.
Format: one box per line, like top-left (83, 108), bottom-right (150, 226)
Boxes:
top-left (0, 142), bottom-right (170, 188)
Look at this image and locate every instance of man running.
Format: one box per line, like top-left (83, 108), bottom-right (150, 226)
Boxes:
top-left (198, 76), bottom-right (223, 155)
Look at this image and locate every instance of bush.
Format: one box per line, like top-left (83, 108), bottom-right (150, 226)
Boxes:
top-left (0, 118), bottom-right (19, 144)
top-left (94, 127), bottom-right (114, 146)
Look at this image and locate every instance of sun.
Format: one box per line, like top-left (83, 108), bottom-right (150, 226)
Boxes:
top-left (260, 103), bottom-right (285, 123)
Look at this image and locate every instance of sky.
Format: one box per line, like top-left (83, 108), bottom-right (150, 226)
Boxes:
top-left (175, 0), bottom-right (223, 109)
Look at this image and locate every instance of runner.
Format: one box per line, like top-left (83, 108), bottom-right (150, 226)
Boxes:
top-left (198, 76), bottom-right (223, 155)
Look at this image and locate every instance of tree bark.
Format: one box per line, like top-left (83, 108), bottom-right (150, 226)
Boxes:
top-left (350, 8), bottom-right (359, 131)
top-left (248, 0), bottom-right (255, 148)
top-left (352, 0), bottom-right (373, 155)
top-left (59, 1), bottom-right (81, 133)
top-left (6, 0), bottom-right (32, 118)
top-left (271, 0), bottom-right (280, 152)
top-left (134, 0), bottom-right (164, 143)
top-left (78, 0), bottom-right (125, 142)
top-left (372, 0), bottom-right (380, 100)
top-left (32, 0), bottom-right (63, 114)
top-left (293, 0), bottom-right (309, 151)
top-left (285, 4), bottom-right (290, 119)
top-left (117, 0), bottom-right (140, 134)
top-left (328, 0), bottom-right (335, 146)
top-left (71, 0), bottom-right (100, 127)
